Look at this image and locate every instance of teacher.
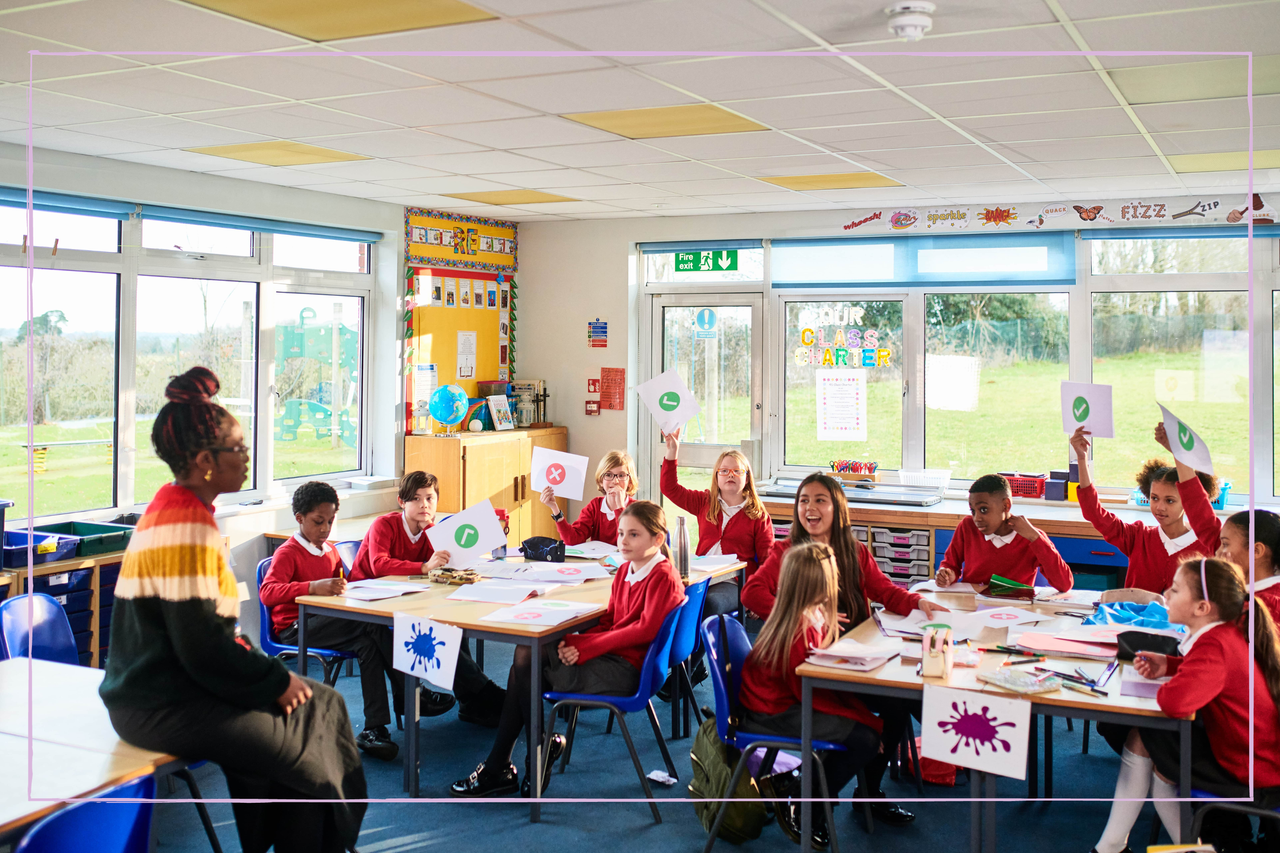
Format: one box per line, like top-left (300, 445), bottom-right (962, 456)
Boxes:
top-left (100, 367), bottom-right (366, 853)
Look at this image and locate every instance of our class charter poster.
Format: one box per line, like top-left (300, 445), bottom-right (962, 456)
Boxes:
top-left (816, 369), bottom-right (867, 442)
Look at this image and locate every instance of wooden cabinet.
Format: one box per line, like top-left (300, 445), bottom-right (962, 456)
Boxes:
top-left (404, 427), bottom-right (568, 548)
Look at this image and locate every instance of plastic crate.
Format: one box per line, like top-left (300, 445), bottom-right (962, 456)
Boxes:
top-left (32, 568), bottom-right (92, 597)
top-left (100, 563), bottom-right (121, 585)
top-left (871, 528), bottom-right (929, 547)
top-left (875, 558), bottom-right (932, 579)
top-left (899, 469), bottom-right (951, 493)
top-left (100, 623), bottom-right (110, 648)
top-left (852, 525), bottom-right (869, 542)
top-left (109, 512), bottom-right (142, 527)
top-left (33, 521), bottom-right (133, 557)
top-left (1000, 473), bottom-right (1047, 499)
top-left (100, 584), bottom-right (115, 607)
top-left (50, 589), bottom-right (92, 613)
top-left (66, 609), bottom-right (92, 634)
top-left (78, 650), bottom-right (92, 666)
top-left (1, 530), bottom-right (77, 568)
top-left (1045, 480), bottom-right (1067, 502)
top-left (872, 543), bottom-right (930, 562)
top-left (73, 630), bottom-right (92, 653)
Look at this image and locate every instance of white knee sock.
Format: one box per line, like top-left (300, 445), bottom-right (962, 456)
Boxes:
top-left (1151, 774), bottom-right (1182, 844)
top-left (1094, 748), bottom-right (1155, 853)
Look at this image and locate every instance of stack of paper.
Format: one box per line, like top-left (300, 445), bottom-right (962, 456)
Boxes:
top-left (1120, 666), bottom-right (1171, 698)
top-left (910, 579), bottom-right (980, 595)
top-left (445, 580), bottom-right (554, 604)
top-left (342, 579), bottom-right (427, 601)
top-left (877, 609), bottom-right (981, 642)
top-left (520, 562), bottom-right (613, 583)
top-left (563, 541), bottom-right (620, 559)
top-left (690, 555), bottom-right (740, 570)
top-left (1035, 589), bottom-right (1103, 611)
top-left (1015, 633), bottom-right (1117, 661)
top-left (479, 599), bottom-right (600, 626)
top-left (807, 638), bottom-right (901, 672)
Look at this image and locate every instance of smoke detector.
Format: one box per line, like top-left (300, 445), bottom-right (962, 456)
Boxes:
top-left (885, 1), bottom-right (935, 41)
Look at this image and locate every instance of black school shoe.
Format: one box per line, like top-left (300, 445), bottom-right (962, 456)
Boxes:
top-left (355, 726), bottom-right (398, 762)
top-left (457, 683), bottom-right (506, 728)
top-left (521, 734), bottom-right (567, 797)
top-left (420, 688), bottom-right (457, 718)
top-left (852, 786), bottom-right (915, 826)
top-left (450, 762), bottom-right (519, 798)
top-left (775, 801), bottom-right (829, 849)
top-left (657, 661), bottom-right (708, 702)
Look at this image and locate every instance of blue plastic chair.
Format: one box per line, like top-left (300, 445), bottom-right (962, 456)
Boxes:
top-left (667, 578), bottom-right (711, 739)
top-left (0, 594), bottom-right (78, 664)
top-left (334, 541), bottom-right (361, 578)
top-left (540, 605), bottom-right (683, 824)
top-left (1183, 789), bottom-right (1280, 845)
top-left (16, 775), bottom-right (155, 853)
top-left (698, 614), bottom-right (857, 853)
top-left (256, 557), bottom-right (354, 688)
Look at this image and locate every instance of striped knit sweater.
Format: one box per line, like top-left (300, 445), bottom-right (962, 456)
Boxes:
top-left (100, 482), bottom-right (290, 711)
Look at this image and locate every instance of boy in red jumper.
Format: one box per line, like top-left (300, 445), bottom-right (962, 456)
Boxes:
top-left (936, 474), bottom-right (1073, 591)
top-left (349, 471), bottom-right (505, 726)
top-left (259, 481), bottom-right (424, 761)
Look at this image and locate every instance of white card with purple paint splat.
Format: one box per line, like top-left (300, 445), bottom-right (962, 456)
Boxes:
top-left (920, 685), bottom-right (1030, 780)
top-left (393, 613), bottom-right (462, 690)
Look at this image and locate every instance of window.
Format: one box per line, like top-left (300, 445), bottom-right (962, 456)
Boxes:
top-left (644, 248), bottom-right (764, 283)
top-left (273, 293), bottom-right (361, 480)
top-left (925, 293), bottom-right (1069, 479)
top-left (134, 276), bottom-right (257, 502)
top-left (660, 304), bottom-right (752, 448)
top-left (1091, 238), bottom-right (1248, 274)
top-left (1092, 291), bottom-right (1249, 493)
top-left (661, 466), bottom-right (711, 552)
top-left (0, 208), bottom-right (119, 252)
top-left (142, 219), bottom-right (253, 257)
top-left (273, 235), bottom-right (369, 273)
top-left (0, 268), bottom-right (118, 518)
top-left (783, 300), bottom-right (903, 469)
top-left (772, 243), bottom-right (893, 283)
top-left (917, 246), bottom-right (1048, 274)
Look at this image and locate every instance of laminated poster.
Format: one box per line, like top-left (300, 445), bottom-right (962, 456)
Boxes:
top-left (816, 369), bottom-right (867, 442)
top-left (456, 331), bottom-right (476, 380)
top-left (444, 279), bottom-right (456, 308)
top-left (599, 367), bottom-right (625, 411)
top-left (459, 280), bottom-right (471, 308)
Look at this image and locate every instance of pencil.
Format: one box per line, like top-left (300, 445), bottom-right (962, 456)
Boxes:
top-left (1002, 656), bottom-right (1045, 666)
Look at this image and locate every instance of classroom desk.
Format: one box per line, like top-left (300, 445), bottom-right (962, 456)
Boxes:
top-left (0, 658), bottom-right (180, 843)
top-left (293, 558), bottom-right (743, 818)
top-left (796, 594), bottom-right (1193, 853)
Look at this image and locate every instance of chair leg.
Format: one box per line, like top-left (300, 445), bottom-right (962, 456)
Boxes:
top-left (645, 700), bottom-right (679, 780)
top-left (176, 769), bottom-right (224, 853)
top-left (560, 707), bottom-right (580, 773)
top-left (1066, 717), bottom-right (1074, 732)
top-left (679, 662), bottom-right (699, 739)
top-left (606, 711), bottom-right (614, 734)
top-left (1082, 719), bottom-right (1090, 754)
top-left (613, 712), bottom-right (662, 824)
top-left (856, 770), bottom-right (874, 835)
top-left (395, 708), bottom-right (403, 731)
top-left (815, 754), bottom-right (841, 853)
top-left (905, 723), bottom-right (924, 796)
top-left (345, 658), bottom-right (354, 678)
top-left (703, 744), bottom-right (756, 853)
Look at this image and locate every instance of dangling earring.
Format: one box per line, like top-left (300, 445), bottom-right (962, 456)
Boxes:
top-left (204, 469), bottom-right (213, 482)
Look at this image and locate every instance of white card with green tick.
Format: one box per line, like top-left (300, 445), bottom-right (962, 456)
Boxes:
top-left (1060, 381), bottom-right (1114, 439)
top-left (1158, 403), bottom-right (1214, 475)
top-left (635, 367), bottom-right (701, 434)
top-left (426, 498), bottom-right (508, 568)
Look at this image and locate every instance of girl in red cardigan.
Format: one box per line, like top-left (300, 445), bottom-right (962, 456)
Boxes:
top-left (1071, 424), bottom-right (1220, 594)
top-left (1217, 510), bottom-right (1280, 625)
top-left (451, 500), bottom-right (685, 799)
top-left (1089, 558), bottom-right (1280, 853)
top-left (740, 543), bottom-right (883, 848)
top-left (740, 472), bottom-right (947, 826)
top-left (538, 449), bottom-right (637, 545)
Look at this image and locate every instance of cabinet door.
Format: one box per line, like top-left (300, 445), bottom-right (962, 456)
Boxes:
top-left (405, 435), bottom-right (464, 513)
top-left (527, 429), bottom-right (569, 539)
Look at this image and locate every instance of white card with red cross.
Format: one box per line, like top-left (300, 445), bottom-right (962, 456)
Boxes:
top-left (530, 446), bottom-right (590, 502)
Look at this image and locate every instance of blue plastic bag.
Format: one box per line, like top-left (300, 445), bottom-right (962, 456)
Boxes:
top-left (1083, 602), bottom-right (1185, 633)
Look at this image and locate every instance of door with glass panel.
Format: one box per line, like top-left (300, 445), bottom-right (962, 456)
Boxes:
top-left (648, 294), bottom-right (763, 548)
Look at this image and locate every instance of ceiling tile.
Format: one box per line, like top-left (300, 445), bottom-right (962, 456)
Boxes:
top-left (319, 86), bottom-right (538, 127)
top-left (177, 52), bottom-right (434, 102)
top-left (731, 89), bottom-right (931, 129)
top-left (298, 181), bottom-right (406, 199)
top-left (36, 68), bottom-right (285, 115)
top-left (0, 31), bottom-right (140, 84)
top-left (206, 166), bottom-right (354, 187)
top-left (641, 55), bottom-right (877, 102)
top-left (0, 88), bottom-right (152, 127)
top-left (643, 177), bottom-right (784, 196)
top-left (608, 196), bottom-right (731, 210)
top-left (287, 159), bottom-right (448, 181)
top-left (372, 193), bottom-right (488, 208)
top-left (1021, 156), bottom-right (1171, 179)
top-left (427, 115), bottom-right (618, 148)
top-left (1154, 127), bottom-right (1280, 156)
top-left (468, 168), bottom-right (621, 189)
top-left (571, 210), bottom-right (659, 219)
top-left (508, 139), bottom-right (680, 168)
top-left (698, 191), bottom-right (808, 206)
top-left (792, 120), bottom-right (970, 150)
top-left (107, 148), bottom-right (260, 171)
top-left (0, 126), bottom-right (160, 156)
top-left (760, 172), bottom-right (900, 190)
top-left (803, 186), bottom-right (946, 203)
top-left (305, 129), bottom-right (485, 157)
top-left (195, 104), bottom-right (395, 138)
top-left (1110, 56), bottom-right (1280, 105)
top-left (769, 0), bottom-right (1060, 46)
top-left (1058, 0), bottom-right (1243, 18)
top-left (704, 154), bottom-right (859, 177)
top-left (546, 183), bottom-right (677, 200)
top-left (503, 200), bottom-right (623, 214)
top-left (564, 103), bottom-right (765, 139)
top-left (654, 207), bottom-right (751, 216)
top-left (370, 175), bottom-right (520, 194)
top-left (642, 130), bottom-right (820, 159)
top-left (880, 164), bottom-right (1028, 185)
top-left (1041, 176), bottom-right (1186, 194)
top-left (186, 140), bottom-right (367, 166)
top-left (852, 144), bottom-right (1002, 170)
top-left (994, 135), bottom-right (1157, 163)
top-left (910, 73), bottom-right (1118, 119)
top-left (72, 116), bottom-right (270, 148)
top-left (956, 108), bottom-right (1139, 143)
top-left (401, 149), bottom-right (559, 174)
top-left (1133, 95), bottom-right (1280, 134)
top-left (1078, 6), bottom-right (1280, 70)
top-left (1167, 149), bottom-right (1280, 173)
top-left (182, 0), bottom-right (495, 41)
top-left (467, 67), bottom-right (696, 115)
top-left (921, 180), bottom-right (1055, 200)
top-left (1180, 171), bottom-right (1280, 189)
top-left (587, 160), bottom-right (734, 182)
top-left (852, 28), bottom-right (1090, 87)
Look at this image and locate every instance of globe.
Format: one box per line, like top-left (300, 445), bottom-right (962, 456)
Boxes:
top-left (428, 384), bottom-right (469, 426)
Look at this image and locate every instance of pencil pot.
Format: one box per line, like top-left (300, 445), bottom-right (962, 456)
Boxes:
top-left (921, 625), bottom-right (954, 680)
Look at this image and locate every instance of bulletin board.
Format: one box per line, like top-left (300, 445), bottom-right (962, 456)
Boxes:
top-left (404, 208), bottom-right (517, 273)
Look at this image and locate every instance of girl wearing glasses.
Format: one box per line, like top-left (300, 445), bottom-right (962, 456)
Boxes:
top-left (539, 449), bottom-right (638, 545)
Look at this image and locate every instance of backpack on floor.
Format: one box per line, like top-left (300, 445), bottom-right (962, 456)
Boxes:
top-left (689, 716), bottom-right (768, 844)
top-left (902, 736), bottom-right (966, 787)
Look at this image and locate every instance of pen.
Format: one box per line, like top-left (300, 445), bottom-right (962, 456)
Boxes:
top-left (1001, 656), bottom-right (1045, 667)
top-left (1061, 680), bottom-right (1108, 697)
top-left (1033, 670), bottom-right (1054, 683)
top-left (1075, 666), bottom-right (1092, 682)
top-left (1035, 667), bottom-right (1096, 687)
top-left (994, 645), bottom-right (1038, 656)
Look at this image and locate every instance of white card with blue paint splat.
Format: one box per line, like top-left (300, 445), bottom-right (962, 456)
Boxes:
top-left (393, 613), bottom-right (462, 690)
top-left (920, 685), bottom-right (1030, 779)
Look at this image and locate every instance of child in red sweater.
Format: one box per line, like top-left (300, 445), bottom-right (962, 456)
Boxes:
top-left (451, 500), bottom-right (685, 799)
top-left (538, 449), bottom-right (636, 545)
top-left (348, 471), bottom-right (505, 726)
top-left (935, 474), bottom-right (1072, 591)
top-left (260, 481), bottom-right (415, 761)
top-left (1090, 558), bottom-right (1280, 853)
top-left (739, 542), bottom-right (884, 848)
top-left (1072, 425), bottom-right (1220, 594)
top-left (1218, 509), bottom-right (1280, 625)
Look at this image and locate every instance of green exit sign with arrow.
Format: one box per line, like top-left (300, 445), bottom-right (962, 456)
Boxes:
top-left (675, 250), bottom-right (737, 272)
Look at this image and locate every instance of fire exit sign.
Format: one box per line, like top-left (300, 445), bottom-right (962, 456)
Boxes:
top-left (674, 250), bottom-right (737, 272)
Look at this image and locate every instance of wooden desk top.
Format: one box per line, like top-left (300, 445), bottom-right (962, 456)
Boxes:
top-left (296, 558), bottom-right (744, 639)
top-left (266, 513), bottom-right (385, 543)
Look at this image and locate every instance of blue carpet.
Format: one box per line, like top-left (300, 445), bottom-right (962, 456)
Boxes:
top-left (150, 643), bottom-right (1166, 853)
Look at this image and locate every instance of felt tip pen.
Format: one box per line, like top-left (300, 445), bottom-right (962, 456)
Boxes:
top-left (1035, 667), bottom-right (1096, 687)
top-left (994, 646), bottom-right (1038, 656)
top-left (1001, 656), bottom-right (1046, 666)
top-left (1061, 680), bottom-right (1107, 697)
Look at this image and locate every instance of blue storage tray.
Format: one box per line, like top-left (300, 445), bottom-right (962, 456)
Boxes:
top-left (33, 568), bottom-right (92, 597)
top-left (73, 630), bottom-right (92, 653)
top-left (78, 651), bottom-right (92, 666)
top-left (100, 563), bottom-right (122, 585)
top-left (51, 589), bottom-right (92, 613)
top-left (1, 530), bottom-right (77, 568)
top-left (66, 610), bottom-right (92, 634)
top-left (100, 604), bottom-right (111, 628)
top-left (100, 585), bottom-right (115, 607)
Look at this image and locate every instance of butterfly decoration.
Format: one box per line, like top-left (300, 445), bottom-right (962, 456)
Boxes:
top-left (1074, 205), bottom-right (1104, 221)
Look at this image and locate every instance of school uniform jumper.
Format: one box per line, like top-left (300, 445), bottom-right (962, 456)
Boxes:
top-left (554, 495), bottom-right (629, 546)
top-left (100, 483), bottom-right (366, 853)
top-left (939, 516), bottom-right (1073, 590)
top-left (1256, 575), bottom-right (1280, 626)
top-left (1077, 483), bottom-right (1210, 593)
top-left (260, 534), bottom-right (404, 730)
top-left (1176, 476), bottom-right (1225, 558)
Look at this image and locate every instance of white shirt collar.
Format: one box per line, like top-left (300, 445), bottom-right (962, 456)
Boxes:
top-left (292, 532), bottom-right (332, 557)
top-left (625, 551), bottom-right (664, 585)
top-left (719, 497), bottom-right (746, 524)
top-left (1158, 525), bottom-right (1200, 556)
top-left (985, 530), bottom-right (1017, 548)
top-left (601, 495), bottom-right (631, 521)
top-left (1254, 574), bottom-right (1280, 593)
top-left (401, 511), bottom-right (424, 544)
top-left (1178, 621), bottom-right (1224, 656)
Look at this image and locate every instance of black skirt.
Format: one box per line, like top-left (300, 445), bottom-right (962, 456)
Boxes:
top-left (544, 651), bottom-right (640, 696)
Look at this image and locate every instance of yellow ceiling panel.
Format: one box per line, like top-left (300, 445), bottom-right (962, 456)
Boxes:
top-left (759, 172), bottom-right (903, 190)
top-left (185, 0), bottom-right (494, 41)
top-left (186, 141), bottom-right (368, 166)
top-left (563, 104), bottom-right (766, 139)
top-left (444, 190), bottom-right (576, 205)
top-left (1112, 55), bottom-right (1280, 105)
top-left (1167, 149), bottom-right (1280, 172)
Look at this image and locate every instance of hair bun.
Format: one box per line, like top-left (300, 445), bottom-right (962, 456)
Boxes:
top-left (164, 366), bottom-right (220, 405)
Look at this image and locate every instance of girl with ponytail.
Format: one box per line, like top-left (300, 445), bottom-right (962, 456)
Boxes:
top-left (1089, 558), bottom-right (1280, 853)
top-left (1218, 509), bottom-right (1280, 624)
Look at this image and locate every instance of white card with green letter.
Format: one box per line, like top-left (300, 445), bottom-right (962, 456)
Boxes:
top-left (1158, 404), bottom-right (1214, 475)
top-left (1060, 381), bottom-right (1113, 439)
top-left (635, 367), bottom-right (701, 434)
top-left (426, 498), bottom-right (507, 568)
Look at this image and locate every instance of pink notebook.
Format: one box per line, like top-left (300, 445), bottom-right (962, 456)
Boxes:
top-left (1015, 633), bottom-right (1117, 661)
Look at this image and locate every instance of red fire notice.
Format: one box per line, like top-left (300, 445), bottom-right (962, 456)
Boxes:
top-left (600, 367), bottom-right (625, 411)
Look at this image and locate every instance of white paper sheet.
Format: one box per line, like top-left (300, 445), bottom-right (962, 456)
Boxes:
top-left (1060, 381), bottom-right (1114, 439)
top-left (347, 579), bottom-right (425, 593)
top-left (634, 368), bottom-right (701, 434)
top-left (816, 369), bottom-right (868, 442)
top-left (690, 555), bottom-right (740, 570)
top-left (521, 563), bottom-right (613, 582)
top-left (1159, 403), bottom-right (1215, 475)
top-left (479, 599), bottom-right (601, 626)
top-left (530, 446), bottom-right (590, 502)
top-left (922, 685), bottom-right (1030, 780)
top-left (445, 580), bottom-right (551, 604)
top-left (426, 499), bottom-right (508, 568)
top-left (393, 614), bottom-right (462, 690)
top-left (342, 588), bottom-right (408, 602)
top-left (563, 541), bottom-right (621, 559)
top-left (968, 607), bottom-right (1054, 629)
top-left (911, 580), bottom-right (979, 594)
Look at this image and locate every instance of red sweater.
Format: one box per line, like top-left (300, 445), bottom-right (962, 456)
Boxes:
top-left (1176, 476), bottom-right (1224, 557)
top-left (259, 535), bottom-right (342, 634)
top-left (740, 624), bottom-right (881, 733)
top-left (940, 517), bottom-right (1072, 590)
top-left (348, 512), bottom-right (435, 581)
top-left (741, 538), bottom-right (921, 622)
top-left (563, 556), bottom-right (685, 670)
top-left (1078, 484), bottom-right (1209, 593)
top-left (555, 496), bottom-right (627, 546)
top-left (660, 459), bottom-right (775, 580)
top-left (1159, 623), bottom-right (1280, 787)
top-left (1257, 580), bottom-right (1280, 627)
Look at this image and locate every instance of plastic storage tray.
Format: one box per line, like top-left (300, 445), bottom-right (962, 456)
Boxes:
top-left (100, 585), bottom-right (115, 607)
top-left (1, 530), bottom-right (77, 568)
top-left (33, 521), bottom-right (133, 557)
top-left (32, 568), bottom-right (92, 597)
top-left (852, 525), bottom-right (869, 542)
top-left (871, 528), bottom-right (929, 547)
top-left (872, 543), bottom-right (930, 562)
top-left (1000, 473), bottom-right (1047, 499)
top-left (100, 563), bottom-right (122, 585)
top-left (875, 558), bottom-right (932, 579)
top-left (66, 610), bottom-right (92, 634)
top-left (73, 630), bottom-right (92, 653)
top-left (109, 512), bottom-right (142, 527)
top-left (50, 589), bottom-right (92, 613)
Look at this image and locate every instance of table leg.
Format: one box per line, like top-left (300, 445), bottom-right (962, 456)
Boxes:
top-left (1027, 714), bottom-right (1038, 799)
top-left (985, 772), bottom-right (997, 853)
top-left (405, 672), bottom-right (419, 796)
top-left (1179, 719), bottom-right (1192, 842)
top-left (1045, 716), bottom-right (1054, 799)
top-left (530, 637), bottom-right (542, 823)
top-left (801, 677), bottom-right (813, 853)
top-left (971, 770), bottom-right (981, 853)
top-left (296, 604), bottom-right (308, 677)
